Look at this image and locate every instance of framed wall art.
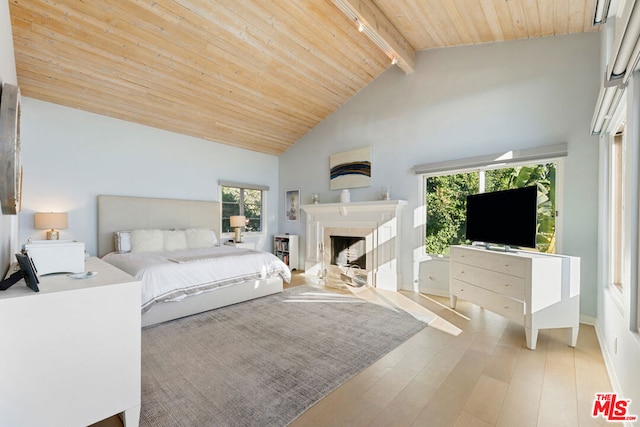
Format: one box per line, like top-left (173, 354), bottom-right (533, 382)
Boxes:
top-left (285, 189), bottom-right (300, 222)
top-left (0, 83), bottom-right (22, 215)
top-left (329, 146), bottom-right (371, 190)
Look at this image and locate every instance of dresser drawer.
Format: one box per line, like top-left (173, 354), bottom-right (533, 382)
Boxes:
top-left (450, 263), bottom-right (525, 300)
top-left (450, 279), bottom-right (524, 325)
top-left (450, 246), bottom-right (527, 278)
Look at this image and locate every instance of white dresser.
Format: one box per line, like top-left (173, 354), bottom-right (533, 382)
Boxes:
top-left (449, 245), bottom-right (580, 350)
top-left (0, 257), bottom-right (141, 426)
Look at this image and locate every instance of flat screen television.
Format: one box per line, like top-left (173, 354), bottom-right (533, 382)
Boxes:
top-left (465, 186), bottom-right (538, 249)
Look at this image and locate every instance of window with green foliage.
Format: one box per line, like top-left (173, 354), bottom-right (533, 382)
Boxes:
top-left (425, 163), bottom-right (557, 255)
top-left (425, 172), bottom-right (479, 255)
top-left (221, 185), bottom-right (263, 233)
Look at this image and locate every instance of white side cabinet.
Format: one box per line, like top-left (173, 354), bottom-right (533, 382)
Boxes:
top-left (274, 234), bottom-right (298, 270)
top-left (0, 257), bottom-right (141, 427)
top-left (449, 245), bottom-right (580, 350)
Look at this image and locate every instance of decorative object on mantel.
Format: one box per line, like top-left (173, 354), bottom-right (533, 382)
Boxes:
top-left (230, 215), bottom-right (246, 243)
top-left (34, 212), bottom-right (68, 240)
top-left (311, 193), bottom-right (319, 204)
top-left (340, 189), bottom-right (350, 203)
top-left (381, 186), bottom-right (391, 200)
top-left (329, 146), bottom-right (372, 190)
top-left (285, 189), bottom-right (300, 222)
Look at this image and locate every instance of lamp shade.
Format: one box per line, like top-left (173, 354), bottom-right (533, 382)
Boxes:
top-left (229, 215), bottom-right (246, 228)
top-left (34, 212), bottom-right (68, 230)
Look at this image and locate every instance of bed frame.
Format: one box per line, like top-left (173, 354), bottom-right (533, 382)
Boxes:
top-left (97, 195), bottom-right (283, 327)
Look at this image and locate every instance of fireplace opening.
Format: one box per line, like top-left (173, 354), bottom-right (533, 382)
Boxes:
top-left (330, 235), bottom-right (366, 269)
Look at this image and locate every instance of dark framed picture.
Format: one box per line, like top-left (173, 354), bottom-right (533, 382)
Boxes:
top-left (285, 189), bottom-right (300, 222)
top-left (15, 252), bottom-right (40, 292)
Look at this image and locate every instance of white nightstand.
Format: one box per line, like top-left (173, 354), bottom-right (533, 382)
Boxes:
top-left (0, 257), bottom-right (141, 426)
top-left (224, 241), bottom-right (256, 250)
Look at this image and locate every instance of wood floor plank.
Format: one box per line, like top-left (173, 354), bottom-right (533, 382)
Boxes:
top-left (462, 374), bottom-right (509, 424)
top-left (331, 366), bottom-right (420, 426)
top-left (537, 345), bottom-right (579, 426)
top-left (369, 379), bottom-right (438, 427)
top-left (411, 349), bottom-right (492, 426)
top-left (454, 410), bottom-right (494, 427)
top-left (482, 344), bottom-right (522, 384)
top-left (496, 377), bottom-right (542, 427)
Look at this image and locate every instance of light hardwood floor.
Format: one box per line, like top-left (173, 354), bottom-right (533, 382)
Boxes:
top-left (287, 272), bottom-right (611, 427)
top-left (97, 271), bottom-right (611, 427)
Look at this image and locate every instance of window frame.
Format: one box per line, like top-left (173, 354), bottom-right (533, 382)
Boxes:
top-left (220, 182), bottom-right (267, 237)
top-left (421, 158), bottom-right (564, 256)
top-left (610, 131), bottom-right (625, 291)
top-left (602, 97), bottom-right (628, 316)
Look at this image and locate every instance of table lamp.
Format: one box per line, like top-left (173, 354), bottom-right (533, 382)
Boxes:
top-left (230, 215), bottom-right (246, 243)
top-left (34, 212), bottom-right (68, 240)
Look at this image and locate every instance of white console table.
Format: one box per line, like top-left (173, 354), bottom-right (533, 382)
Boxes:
top-left (449, 245), bottom-right (580, 350)
top-left (0, 257), bottom-right (141, 426)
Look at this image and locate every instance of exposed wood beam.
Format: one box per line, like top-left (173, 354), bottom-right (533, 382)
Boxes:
top-left (330, 0), bottom-right (415, 74)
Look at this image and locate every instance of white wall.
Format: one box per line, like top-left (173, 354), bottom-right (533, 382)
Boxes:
top-left (0, 0), bottom-right (18, 276)
top-left (19, 98), bottom-right (280, 256)
top-left (280, 32), bottom-right (601, 318)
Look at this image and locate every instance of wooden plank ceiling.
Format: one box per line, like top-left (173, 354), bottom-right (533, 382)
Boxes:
top-left (9, 0), bottom-right (597, 155)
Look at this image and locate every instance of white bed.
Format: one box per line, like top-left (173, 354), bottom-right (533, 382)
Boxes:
top-left (97, 195), bottom-right (289, 327)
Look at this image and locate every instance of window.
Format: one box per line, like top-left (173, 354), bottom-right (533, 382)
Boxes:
top-left (425, 171), bottom-right (479, 255)
top-left (424, 162), bottom-right (558, 255)
top-left (220, 182), bottom-right (266, 234)
top-left (610, 131), bottom-right (624, 290)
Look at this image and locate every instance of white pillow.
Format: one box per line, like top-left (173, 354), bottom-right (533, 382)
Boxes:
top-left (114, 231), bottom-right (132, 253)
top-left (163, 230), bottom-right (188, 252)
top-left (185, 228), bottom-right (217, 249)
top-left (130, 229), bottom-right (164, 253)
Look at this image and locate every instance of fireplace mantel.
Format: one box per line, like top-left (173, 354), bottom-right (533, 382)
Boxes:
top-left (301, 200), bottom-right (407, 291)
top-left (301, 200), bottom-right (407, 216)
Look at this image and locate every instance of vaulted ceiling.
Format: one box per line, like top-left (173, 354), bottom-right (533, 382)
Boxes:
top-left (9, 0), bottom-right (597, 155)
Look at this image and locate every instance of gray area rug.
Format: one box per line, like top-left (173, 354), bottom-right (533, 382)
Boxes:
top-left (140, 285), bottom-right (427, 426)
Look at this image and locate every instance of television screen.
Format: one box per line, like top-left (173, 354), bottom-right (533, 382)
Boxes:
top-left (465, 186), bottom-right (538, 249)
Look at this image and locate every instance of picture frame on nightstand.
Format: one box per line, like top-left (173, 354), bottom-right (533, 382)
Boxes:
top-left (15, 252), bottom-right (40, 292)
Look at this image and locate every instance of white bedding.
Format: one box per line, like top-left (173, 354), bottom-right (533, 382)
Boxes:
top-left (102, 245), bottom-right (291, 313)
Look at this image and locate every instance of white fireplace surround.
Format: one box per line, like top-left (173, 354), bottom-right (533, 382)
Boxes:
top-left (301, 200), bottom-right (407, 291)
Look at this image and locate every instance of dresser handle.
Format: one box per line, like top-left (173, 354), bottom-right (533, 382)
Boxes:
top-left (504, 305), bottom-right (509, 310)
top-left (504, 284), bottom-right (510, 287)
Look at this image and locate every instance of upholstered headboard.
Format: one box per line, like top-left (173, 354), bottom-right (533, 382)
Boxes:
top-left (97, 195), bottom-right (220, 257)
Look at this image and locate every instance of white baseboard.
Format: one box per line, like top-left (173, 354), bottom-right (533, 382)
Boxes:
top-left (580, 315), bottom-right (596, 326)
top-left (592, 323), bottom-right (635, 426)
top-left (419, 288), bottom-right (450, 298)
